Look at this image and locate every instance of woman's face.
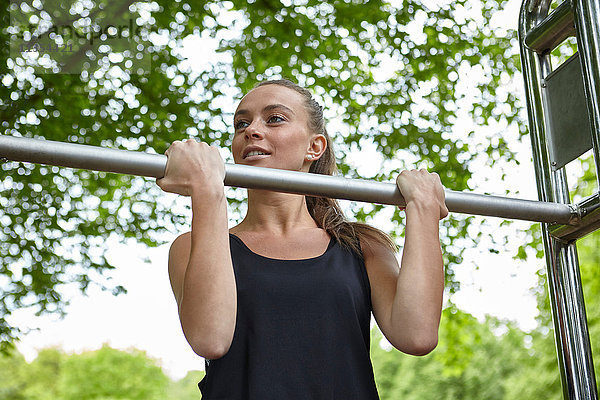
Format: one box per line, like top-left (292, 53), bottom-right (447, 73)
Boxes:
top-left (231, 84), bottom-right (324, 172)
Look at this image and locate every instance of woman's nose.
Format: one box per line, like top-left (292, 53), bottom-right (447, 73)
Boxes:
top-left (245, 121), bottom-right (264, 139)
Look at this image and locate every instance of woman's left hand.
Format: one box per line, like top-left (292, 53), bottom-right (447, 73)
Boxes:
top-left (396, 169), bottom-right (448, 220)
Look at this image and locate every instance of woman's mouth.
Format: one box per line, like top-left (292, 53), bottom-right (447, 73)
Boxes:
top-left (244, 151), bottom-right (270, 159)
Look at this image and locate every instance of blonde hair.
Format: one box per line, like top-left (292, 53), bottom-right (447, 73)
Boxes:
top-left (254, 79), bottom-right (399, 258)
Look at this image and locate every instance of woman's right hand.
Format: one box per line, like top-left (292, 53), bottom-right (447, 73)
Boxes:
top-left (156, 139), bottom-right (225, 197)
top-left (396, 169), bottom-right (448, 220)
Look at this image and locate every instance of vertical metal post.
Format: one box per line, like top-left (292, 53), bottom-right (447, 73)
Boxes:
top-left (571, 0), bottom-right (600, 189)
top-left (519, 1), bottom-right (598, 399)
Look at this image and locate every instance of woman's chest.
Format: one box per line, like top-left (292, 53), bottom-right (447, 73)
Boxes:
top-left (231, 250), bottom-right (370, 321)
top-left (231, 231), bottom-right (331, 260)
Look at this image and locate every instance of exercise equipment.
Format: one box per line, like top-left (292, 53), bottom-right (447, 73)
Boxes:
top-left (0, 135), bottom-right (578, 225)
top-left (520, 0), bottom-right (600, 398)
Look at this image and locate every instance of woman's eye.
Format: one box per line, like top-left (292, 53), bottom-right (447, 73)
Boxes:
top-left (234, 120), bottom-right (248, 130)
top-left (268, 115), bottom-right (284, 123)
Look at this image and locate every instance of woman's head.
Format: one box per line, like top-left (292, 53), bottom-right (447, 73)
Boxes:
top-left (255, 80), bottom-right (338, 179)
top-left (232, 80), bottom-right (333, 175)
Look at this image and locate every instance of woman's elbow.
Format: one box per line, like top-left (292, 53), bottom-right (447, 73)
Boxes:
top-left (391, 332), bottom-right (438, 356)
top-left (182, 324), bottom-right (233, 360)
top-left (179, 311), bottom-right (236, 360)
top-left (405, 335), bottom-right (438, 356)
top-left (188, 336), bottom-right (232, 360)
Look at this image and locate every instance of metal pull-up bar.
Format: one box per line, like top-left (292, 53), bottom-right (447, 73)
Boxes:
top-left (0, 135), bottom-right (578, 225)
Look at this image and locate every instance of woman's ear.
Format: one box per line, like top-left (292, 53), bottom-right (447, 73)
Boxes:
top-left (307, 134), bottom-right (327, 160)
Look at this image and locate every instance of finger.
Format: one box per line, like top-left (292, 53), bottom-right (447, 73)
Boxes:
top-left (165, 140), bottom-right (181, 155)
top-left (396, 175), bottom-right (407, 189)
top-left (440, 208), bottom-right (449, 220)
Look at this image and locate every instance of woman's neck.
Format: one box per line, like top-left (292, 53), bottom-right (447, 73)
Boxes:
top-left (237, 189), bottom-right (318, 235)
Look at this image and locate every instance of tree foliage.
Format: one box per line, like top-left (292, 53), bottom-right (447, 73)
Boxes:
top-left (0, 347), bottom-right (28, 400)
top-left (372, 307), bottom-right (531, 399)
top-left (167, 370), bottom-right (205, 400)
top-left (0, 345), bottom-right (190, 400)
top-left (1, 0), bottom-right (523, 349)
top-left (58, 346), bottom-right (168, 400)
top-left (21, 347), bottom-right (63, 400)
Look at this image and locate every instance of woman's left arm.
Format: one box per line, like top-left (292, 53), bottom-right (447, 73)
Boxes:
top-left (364, 169), bottom-right (448, 356)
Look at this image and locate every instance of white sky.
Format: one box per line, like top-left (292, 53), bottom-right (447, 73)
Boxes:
top-left (10, 0), bottom-right (562, 381)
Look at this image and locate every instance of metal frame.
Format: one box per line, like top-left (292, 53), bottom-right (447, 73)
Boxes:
top-left (520, 0), bottom-right (600, 398)
top-left (7, 134), bottom-right (599, 236)
top-left (0, 135), bottom-right (579, 224)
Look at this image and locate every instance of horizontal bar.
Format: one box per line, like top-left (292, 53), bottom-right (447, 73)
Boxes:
top-left (0, 135), bottom-right (168, 178)
top-left (0, 135), bottom-right (578, 225)
top-left (550, 192), bottom-right (600, 241)
top-left (525, 0), bottom-right (575, 54)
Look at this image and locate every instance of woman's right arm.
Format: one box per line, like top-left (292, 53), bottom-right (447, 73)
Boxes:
top-left (157, 140), bottom-right (236, 360)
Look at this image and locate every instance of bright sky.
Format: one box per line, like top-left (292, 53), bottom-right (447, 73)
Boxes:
top-left (10, 0), bottom-right (554, 381)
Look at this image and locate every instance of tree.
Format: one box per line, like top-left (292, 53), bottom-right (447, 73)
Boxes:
top-left (57, 345), bottom-right (168, 400)
top-left (0, 345), bottom-right (188, 400)
top-left (21, 347), bottom-right (63, 400)
top-left (1, 0), bottom-right (524, 349)
top-left (371, 307), bottom-right (531, 399)
top-left (167, 370), bottom-right (205, 400)
top-left (502, 330), bottom-right (562, 400)
top-left (0, 349), bottom-right (28, 400)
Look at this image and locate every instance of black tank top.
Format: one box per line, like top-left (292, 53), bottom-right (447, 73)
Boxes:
top-left (198, 233), bottom-right (380, 399)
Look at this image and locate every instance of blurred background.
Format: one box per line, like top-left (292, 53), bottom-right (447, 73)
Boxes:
top-left (2, 0), bottom-right (599, 398)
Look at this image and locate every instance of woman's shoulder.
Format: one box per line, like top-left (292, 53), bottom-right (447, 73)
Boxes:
top-left (171, 230), bottom-right (191, 245)
top-left (168, 231), bottom-right (192, 261)
top-left (359, 234), bottom-right (398, 264)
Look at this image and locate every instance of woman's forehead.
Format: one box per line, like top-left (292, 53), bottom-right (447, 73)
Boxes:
top-left (237, 84), bottom-right (305, 112)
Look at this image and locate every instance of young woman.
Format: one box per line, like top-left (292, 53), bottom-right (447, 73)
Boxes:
top-left (156, 79), bottom-right (448, 399)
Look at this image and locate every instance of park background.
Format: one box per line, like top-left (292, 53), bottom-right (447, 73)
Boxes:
top-left (2, 0), bottom-right (600, 399)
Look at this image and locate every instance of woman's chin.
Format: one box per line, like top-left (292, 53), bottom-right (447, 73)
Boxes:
top-left (235, 157), bottom-right (306, 172)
